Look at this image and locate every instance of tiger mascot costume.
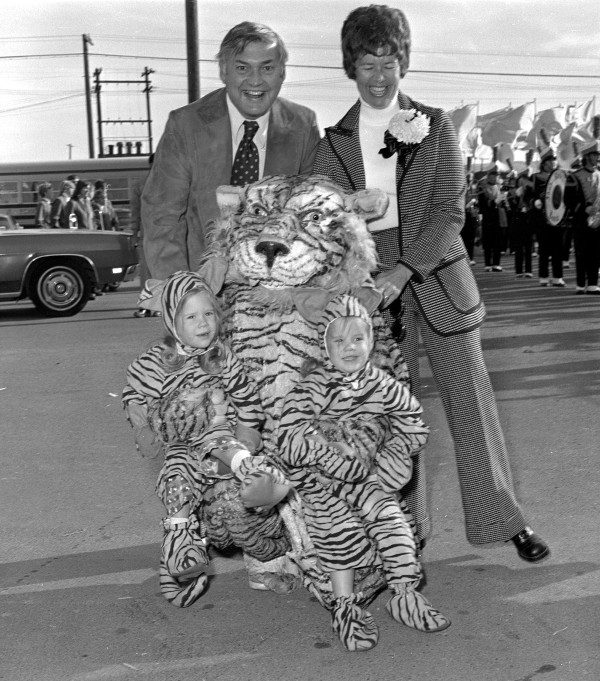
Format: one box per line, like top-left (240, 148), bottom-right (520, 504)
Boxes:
top-left (192, 174), bottom-right (427, 650)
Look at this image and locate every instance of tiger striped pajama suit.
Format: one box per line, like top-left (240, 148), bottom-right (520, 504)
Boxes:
top-left (278, 360), bottom-right (428, 585)
top-left (123, 342), bottom-right (290, 561)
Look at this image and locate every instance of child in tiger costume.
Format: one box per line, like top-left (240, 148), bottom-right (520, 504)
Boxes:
top-left (123, 270), bottom-right (297, 607)
top-left (278, 294), bottom-right (450, 651)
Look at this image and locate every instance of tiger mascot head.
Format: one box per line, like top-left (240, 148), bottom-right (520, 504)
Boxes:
top-left (200, 174), bottom-right (388, 311)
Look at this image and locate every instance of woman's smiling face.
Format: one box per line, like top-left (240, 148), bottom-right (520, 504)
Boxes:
top-left (354, 49), bottom-right (401, 109)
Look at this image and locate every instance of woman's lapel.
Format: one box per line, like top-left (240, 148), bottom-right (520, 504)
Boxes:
top-left (323, 100), bottom-right (365, 191)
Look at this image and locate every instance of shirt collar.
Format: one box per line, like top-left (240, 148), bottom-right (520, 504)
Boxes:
top-left (226, 94), bottom-right (269, 151)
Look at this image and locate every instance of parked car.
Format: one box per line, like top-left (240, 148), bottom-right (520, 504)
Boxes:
top-left (0, 213), bottom-right (24, 230)
top-left (0, 228), bottom-right (139, 316)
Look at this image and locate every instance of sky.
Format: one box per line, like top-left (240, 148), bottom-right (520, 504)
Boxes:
top-left (1, 0), bottom-right (599, 163)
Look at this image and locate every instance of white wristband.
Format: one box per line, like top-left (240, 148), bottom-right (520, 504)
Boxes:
top-left (230, 450), bottom-right (251, 473)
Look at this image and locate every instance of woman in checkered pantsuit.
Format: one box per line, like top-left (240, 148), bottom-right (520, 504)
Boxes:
top-left (312, 4), bottom-right (549, 562)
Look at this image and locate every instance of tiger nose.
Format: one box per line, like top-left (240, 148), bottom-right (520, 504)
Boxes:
top-left (255, 238), bottom-right (290, 269)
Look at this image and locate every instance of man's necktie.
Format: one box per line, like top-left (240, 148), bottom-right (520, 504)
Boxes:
top-left (230, 120), bottom-right (260, 186)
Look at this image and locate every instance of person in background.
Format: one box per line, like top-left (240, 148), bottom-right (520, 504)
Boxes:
top-left (69, 180), bottom-right (94, 230)
top-left (35, 182), bottom-right (53, 228)
top-left (527, 149), bottom-right (566, 287)
top-left (50, 180), bottom-right (75, 228)
top-left (510, 169), bottom-right (535, 278)
top-left (131, 154), bottom-right (160, 317)
top-left (92, 180), bottom-right (119, 231)
top-left (566, 138), bottom-right (600, 294)
top-left (313, 3), bottom-right (550, 563)
top-left (142, 21), bottom-right (320, 279)
top-left (461, 171), bottom-right (478, 265)
top-left (477, 167), bottom-right (504, 272)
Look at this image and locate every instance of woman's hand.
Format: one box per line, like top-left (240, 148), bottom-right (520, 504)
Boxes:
top-left (375, 263), bottom-right (412, 308)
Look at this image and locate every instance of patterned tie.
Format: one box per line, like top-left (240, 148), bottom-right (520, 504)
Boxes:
top-left (230, 120), bottom-right (260, 186)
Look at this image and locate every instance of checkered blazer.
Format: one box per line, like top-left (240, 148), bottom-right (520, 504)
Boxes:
top-left (313, 92), bottom-right (485, 336)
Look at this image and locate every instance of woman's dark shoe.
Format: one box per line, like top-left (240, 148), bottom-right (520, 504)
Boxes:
top-left (511, 526), bottom-right (550, 563)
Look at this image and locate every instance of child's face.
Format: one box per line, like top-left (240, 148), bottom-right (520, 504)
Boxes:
top-left (325, 317), bottom-right (373, 373)
top-left (175, 291), bottom-right (218, 349)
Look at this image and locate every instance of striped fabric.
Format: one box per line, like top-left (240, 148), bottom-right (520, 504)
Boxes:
top-left (277, 357), bottom-right (427, 579)
top-left (123, 342), bottom-right (264, 510)
top-left (313, 93), bottom-right (528, 544)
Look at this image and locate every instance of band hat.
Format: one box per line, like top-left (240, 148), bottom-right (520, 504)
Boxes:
top-left (580, 139), bottom-right (600, 156)
top-left (538, 147), bottom-right (556, 163)
top-left (574, 114), bottom-right (600, 157)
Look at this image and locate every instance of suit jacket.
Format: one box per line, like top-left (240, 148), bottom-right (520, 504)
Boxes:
top-left (313, 93), bottom-right (485, 336)
top-left (142, 88), bottom-right (320, 278)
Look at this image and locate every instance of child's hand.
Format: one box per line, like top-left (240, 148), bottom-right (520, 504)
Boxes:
top-left (209, 388), bottom-right (229, 426)
top-left (330, 441), bottom-right (355, 458)
top-left (239, 470), bottom-right (291, 510)
top-left (134, 425), bottom-right (163, 459)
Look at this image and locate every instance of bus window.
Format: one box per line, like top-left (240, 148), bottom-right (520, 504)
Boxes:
top-left (103, 177), bottom-right (129, 204)
top-left (0, 181), bottom-right (19, 206)
top-left (21, 182), bottom-right (37, 205)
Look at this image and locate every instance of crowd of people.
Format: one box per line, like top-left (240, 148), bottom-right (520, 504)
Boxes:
top-left (35, 174), bottom-right (120, 231)
top-left (119, 4), bottom-right (599, 652)
top-left (462, 143), bottom-right (600, 294)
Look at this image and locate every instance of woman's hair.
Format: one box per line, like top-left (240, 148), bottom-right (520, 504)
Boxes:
top-left (159, 287), bottom-right (225, 374)
top-left (72, 180), bottom-right (91, 201)
top-left (38, 182), bottom-right (52, 198)
top-left (216, 21), bottom-right (288, 68)
top-left (341, 4), bottom-right (411, 80)
top-left (60, 180), bottom-right (75, 194)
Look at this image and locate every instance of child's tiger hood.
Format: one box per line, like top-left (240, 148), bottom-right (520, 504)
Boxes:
top-left (139, 270), bottom-right (216, 356)
top-left (318, 294), bottom-right (374, 348)
top-left (160, 271), bottom-right (213, 343)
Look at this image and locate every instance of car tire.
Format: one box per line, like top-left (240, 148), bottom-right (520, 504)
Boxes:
top-left (29, 261), bottom-right (93, 317)
top-left (106, 282), bottom-right (120, 292)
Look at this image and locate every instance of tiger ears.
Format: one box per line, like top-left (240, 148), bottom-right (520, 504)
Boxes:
top-left (345, 188), bottom-right (389, 222)
top-left (216, 185), bottom-right (245, 219)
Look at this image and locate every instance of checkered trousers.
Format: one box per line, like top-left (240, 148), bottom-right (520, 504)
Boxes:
top-left (374, 228), bottom-right (527, 545)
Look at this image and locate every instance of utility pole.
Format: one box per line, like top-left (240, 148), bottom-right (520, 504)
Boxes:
top-left (67, 144), bottom-right (74, 160)
top-left (142, 67), bottom-right (154, 154)
top-left (185, 0), bottom-right (200, 102)
top-left (82, 34), bottom-right (95, 159)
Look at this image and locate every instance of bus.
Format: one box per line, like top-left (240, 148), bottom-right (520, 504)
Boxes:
top-left (0, 157), bottom-right (151, 229)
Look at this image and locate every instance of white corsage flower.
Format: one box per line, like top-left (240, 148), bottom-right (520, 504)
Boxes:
top-left (389, 110), bottom-right (430, 144)
top-left (379, 109), bottom-right (431, 159)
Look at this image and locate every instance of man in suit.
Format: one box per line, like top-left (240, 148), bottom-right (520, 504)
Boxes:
top-left (313, 4), bottom-right (549, 563)
top-left (142, 22), bottom-right (320, 279)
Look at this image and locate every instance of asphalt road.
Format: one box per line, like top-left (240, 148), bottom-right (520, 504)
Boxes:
top-left (1, 255), bottom-right (599, 681)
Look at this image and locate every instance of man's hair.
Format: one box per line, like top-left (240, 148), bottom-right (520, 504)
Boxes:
top-left (216, 21), bottom-right (288, 68)
top-left (341, 4), bottom-right (411, 80)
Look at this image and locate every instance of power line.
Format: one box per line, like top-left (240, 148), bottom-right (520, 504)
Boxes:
top-left (0, 93), bottom-right (82, 115)
top-left (3, 50), bottom-right (599, 81)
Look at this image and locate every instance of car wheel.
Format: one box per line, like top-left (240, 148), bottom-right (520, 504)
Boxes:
top-left (29, 262), bottom-right (93, 317)
top-left (106, 282), bottom-right (120, 292)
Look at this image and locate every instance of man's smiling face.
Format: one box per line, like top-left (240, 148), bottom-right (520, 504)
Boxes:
top-left (220, 40), bottom-right (285, 120)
